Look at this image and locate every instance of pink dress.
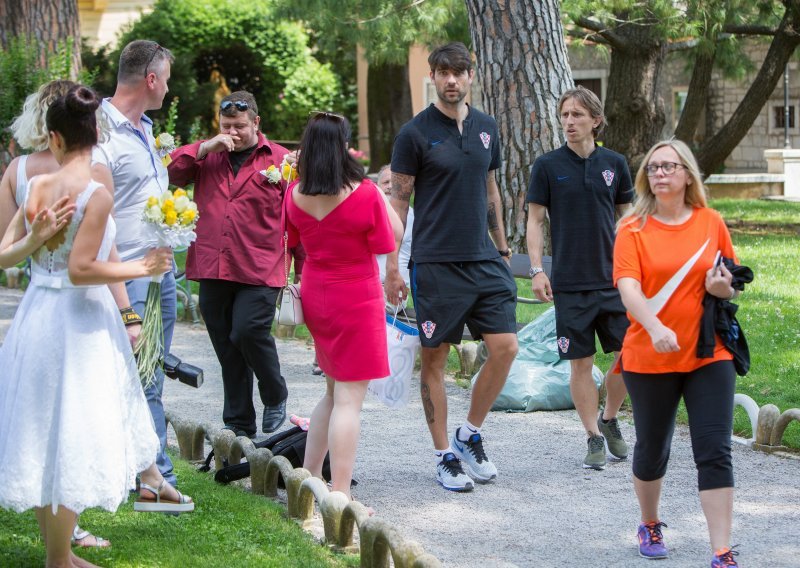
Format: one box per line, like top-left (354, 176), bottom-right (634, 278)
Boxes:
top-left (285, 179), bottom-right (396, 380)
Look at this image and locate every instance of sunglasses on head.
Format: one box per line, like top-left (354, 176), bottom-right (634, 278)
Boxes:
top-left (309, 110), bottom-right (345, 121)
top-left (220, 100), bottom-right (250, 112)
top-left (144, 44), bottom-right (164, 77)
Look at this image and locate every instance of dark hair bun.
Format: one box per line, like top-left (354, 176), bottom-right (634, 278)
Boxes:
top-left (65, 85), bottom-right (100, 115)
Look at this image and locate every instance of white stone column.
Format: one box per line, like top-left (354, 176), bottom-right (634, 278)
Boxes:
top-left (764, 149), bottom-right (800, 198)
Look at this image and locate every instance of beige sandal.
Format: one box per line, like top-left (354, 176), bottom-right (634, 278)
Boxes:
top-left (133, 480), bottom-right (194, 514)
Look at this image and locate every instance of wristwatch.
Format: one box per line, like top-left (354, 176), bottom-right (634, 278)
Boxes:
top-left (498, 249), bottom-right (512, 259)
top-left (529, 266), bottom-right (545, 277)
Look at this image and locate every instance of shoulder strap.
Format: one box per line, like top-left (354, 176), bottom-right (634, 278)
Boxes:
top-left (15, 155), bottom-right (28, 208)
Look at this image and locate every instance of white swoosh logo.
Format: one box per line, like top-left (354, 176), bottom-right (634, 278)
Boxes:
top-left (645, 239), bottom-right (709, 316)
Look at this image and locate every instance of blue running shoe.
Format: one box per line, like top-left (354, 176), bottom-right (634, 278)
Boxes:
top-left (637, 521), bottom-right (668, 559)
top-left (451, 428), bottom-right (497, 483)
top-left (436, 452), bottom-right (474, 492)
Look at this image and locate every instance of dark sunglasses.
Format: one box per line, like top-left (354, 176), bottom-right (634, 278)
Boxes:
top-left (309, 110), bottom-right (345, 121)
top-left (220, 100), bottom-right (250, 112)
top-left (144, 44), bottom-right (164, 77)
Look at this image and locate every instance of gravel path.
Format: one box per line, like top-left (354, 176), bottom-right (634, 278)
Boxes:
top-left (1, 286), bottom-right (798, 567)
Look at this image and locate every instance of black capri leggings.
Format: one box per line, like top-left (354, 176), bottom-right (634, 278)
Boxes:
top-left (622, 360), bottom-right (736, 491)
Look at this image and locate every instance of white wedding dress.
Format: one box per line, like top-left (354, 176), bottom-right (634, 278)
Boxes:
top-left (0, 181), bottom-right (159, 514)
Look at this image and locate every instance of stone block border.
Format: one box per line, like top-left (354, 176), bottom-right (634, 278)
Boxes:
top-left (165, 411), bottom-right (442, 568)
top-left (733, 393), bottom-right (800, 453)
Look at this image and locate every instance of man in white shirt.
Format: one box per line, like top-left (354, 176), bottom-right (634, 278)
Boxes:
top-left (92, 40), bottom-right (178, 486)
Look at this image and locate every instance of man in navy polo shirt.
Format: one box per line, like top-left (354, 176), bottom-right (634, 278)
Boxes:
top-left (387, 42), bottom-right (518, 492)
top-left (526, 86), bottom-right (633, 471)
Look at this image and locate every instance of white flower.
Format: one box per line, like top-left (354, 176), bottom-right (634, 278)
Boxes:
top-left (159, 190), bottom-right (174, 204)
top-left (174, 195), bottom-right (190, 213)
top-left (144, 205), bottom-right (164, 223)
top-left (263, 166), bottom-right (282, 184)
top-left (156, 132), bottom-right (176, 152)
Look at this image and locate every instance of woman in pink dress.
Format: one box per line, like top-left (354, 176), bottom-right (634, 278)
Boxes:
top-left (285, 112), bottom-right (401, 497)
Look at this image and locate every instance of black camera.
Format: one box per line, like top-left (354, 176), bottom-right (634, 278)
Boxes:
top-left (163, 353), bottom-right (204, 388)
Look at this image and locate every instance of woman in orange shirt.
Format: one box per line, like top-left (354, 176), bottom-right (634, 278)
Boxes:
top-left (614, 140), bottom-right (740, 567)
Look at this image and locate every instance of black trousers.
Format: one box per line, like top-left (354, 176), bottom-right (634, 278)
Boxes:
top-left (623, 360), bottom-right (736, 491)
top-left (199, 279), bottom-right (287, 435)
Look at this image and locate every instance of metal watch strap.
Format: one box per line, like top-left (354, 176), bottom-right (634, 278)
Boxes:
top-left (529, 266), bottom-right (544, 277)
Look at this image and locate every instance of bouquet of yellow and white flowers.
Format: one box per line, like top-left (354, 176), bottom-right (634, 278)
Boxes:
top-left (261, 156), bottom-right (298, 187)
top-left (135, 188), bottom-right (199, 387)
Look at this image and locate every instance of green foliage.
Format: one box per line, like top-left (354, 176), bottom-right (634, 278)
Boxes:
top-left (108, 0), bottom-right (339, 142)
top-left (0, 37), bottom-right (88, 150)
top-left (276, 0), bottom-right (469, 66)
top-left (563, 0), bottom-right (783, 80)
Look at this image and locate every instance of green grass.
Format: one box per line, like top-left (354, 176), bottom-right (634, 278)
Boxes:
top-left (710, 198), bottom-right (800, 228)
top-left (0, 456), bottom-right (358, 568)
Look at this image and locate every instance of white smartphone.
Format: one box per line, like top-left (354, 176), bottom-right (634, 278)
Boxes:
top-left (712, 250), bottom-right (722, 272)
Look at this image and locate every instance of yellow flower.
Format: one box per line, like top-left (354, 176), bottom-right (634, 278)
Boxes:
top-left (180, 209), bottom-right (197, 225)
top-left (162, 199), bottom-right (175, 212)
top-left (173, 188), bottom-right (187, 198)
top-left (281, 161), bottom-right (297, 182)
top-left (165, 210), bottom-right (178, 226)
top-left (146, 196), bottom-right (159, 208)
top-left (155, 137), bottom-right (162, 149)
top-left (162, 155), bottom-right (172, 167)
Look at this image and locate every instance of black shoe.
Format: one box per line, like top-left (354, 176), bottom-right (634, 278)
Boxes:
top-left (262, 399), bottom-right (287, 433)
top-left (222, 425), bottom-right (256, 440)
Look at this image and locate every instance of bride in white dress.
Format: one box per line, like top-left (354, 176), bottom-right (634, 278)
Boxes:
top-left (0, 85), bottom-right (192, 568)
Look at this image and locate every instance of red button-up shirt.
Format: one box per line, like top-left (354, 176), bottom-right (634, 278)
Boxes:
top-left (168, 132), bottom-right (303, 287)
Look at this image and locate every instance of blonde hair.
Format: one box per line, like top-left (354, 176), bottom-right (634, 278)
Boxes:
top-left (620, 139), bottom-right (708, 231)
top-left (10, 80), bottom-right (77, 151)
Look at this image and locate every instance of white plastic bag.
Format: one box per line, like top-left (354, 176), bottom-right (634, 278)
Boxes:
top-left (369, 310), bottom-right (420, 408)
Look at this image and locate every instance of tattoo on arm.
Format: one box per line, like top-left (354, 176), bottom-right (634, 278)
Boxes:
top-left (421, 383), bottom-right (435, 424)
top-left (391, 172), bottom-right (415, 202)
top-left (487, 202), bottom-right (499, 231)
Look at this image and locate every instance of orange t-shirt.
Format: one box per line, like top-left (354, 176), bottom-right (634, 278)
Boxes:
top-left (613, 207), bottom-right (736, 374)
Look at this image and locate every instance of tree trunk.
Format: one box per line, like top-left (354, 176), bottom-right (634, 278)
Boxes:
top-left (696, 2), bottom-right (800, 176)
top-left (367, 62), bottom-right (413, 172)
top-left (0, 0), bottom-right (81, 78)
top-left (603, 22), bottom-right (666, 172)
top-left (465, 0), bottom-right (572, 251)
top-left (674, 47), bottom-right (716, 144)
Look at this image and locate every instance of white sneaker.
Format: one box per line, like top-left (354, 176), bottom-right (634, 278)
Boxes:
top-left (451, 428), bottom-right (497, 483)
top-left (436, 452), bottom-right (474, 492)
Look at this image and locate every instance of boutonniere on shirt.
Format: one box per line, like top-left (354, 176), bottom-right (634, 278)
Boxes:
top-left (261, 157), bottom-right (298, 185)
top-left (154, 132), bottom-right (176, 167)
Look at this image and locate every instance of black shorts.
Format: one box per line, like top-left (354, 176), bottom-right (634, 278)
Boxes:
top-left (553, 288), bottom-right (629, 360)
top-left (410, 258), bottom-right (517, 347)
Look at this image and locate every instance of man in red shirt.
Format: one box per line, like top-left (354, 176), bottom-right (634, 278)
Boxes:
top-left (169, 91), bottom-right (303, 438)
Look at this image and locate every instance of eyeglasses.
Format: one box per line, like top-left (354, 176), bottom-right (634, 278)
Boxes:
top-left (308, 110), bottom-right (345, 121)
top-left (645, 162), bottom-right (685, 176)
top-left (220, 100), bottom-right (250, 113)
top-left (143, 43), bottom-right (164, 78)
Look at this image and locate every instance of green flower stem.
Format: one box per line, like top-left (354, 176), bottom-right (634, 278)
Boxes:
top-left (134, 280), bottom-right (164, 389)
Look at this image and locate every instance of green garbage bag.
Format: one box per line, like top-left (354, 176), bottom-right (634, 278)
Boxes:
top-left (472, 307), bottom-right (604, 412)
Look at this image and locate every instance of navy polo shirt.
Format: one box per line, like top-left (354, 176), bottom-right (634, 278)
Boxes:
top-left (526, 144), bottom-right (633, 292)
top-left (392, 104), bottom-right (501, 263)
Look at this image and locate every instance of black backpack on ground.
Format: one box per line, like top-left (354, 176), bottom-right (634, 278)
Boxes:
top-left (202, 426), bottom-right (334, 487)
